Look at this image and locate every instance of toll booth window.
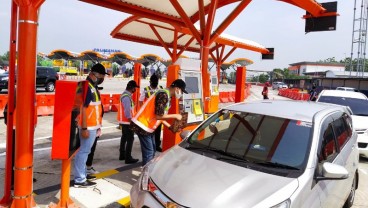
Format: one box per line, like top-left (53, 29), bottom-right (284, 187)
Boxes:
top-left (184, 77), bottom-right (199, 93)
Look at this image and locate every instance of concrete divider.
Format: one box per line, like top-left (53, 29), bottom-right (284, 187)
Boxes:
top-left (100, 94), bottom-right (111, 112)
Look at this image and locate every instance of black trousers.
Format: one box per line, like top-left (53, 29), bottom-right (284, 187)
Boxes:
top-left (86, 136), bottom-right (98, 167)
top-left (154, 124), bottom-right (162, 149)
top-left (119, 124), bottom-right (135, 159)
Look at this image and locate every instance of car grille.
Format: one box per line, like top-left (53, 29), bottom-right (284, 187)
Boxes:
top-left (358, 143), bottom-right (368, 148)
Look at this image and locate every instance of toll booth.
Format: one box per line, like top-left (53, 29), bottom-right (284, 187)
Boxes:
top-left (162, 58), bottom-right (205, 151)
top-left (51, 80), bottom-right (87, 159)
top-left (50, 80), bottom-right (87, 207)
top-left (175, 58), bottom-right (204, 123)
top-left (208, 70), bottom-right (220, 113)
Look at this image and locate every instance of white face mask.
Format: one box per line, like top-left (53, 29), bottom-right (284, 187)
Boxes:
top-left (175, 89), bottom-right (182, 99)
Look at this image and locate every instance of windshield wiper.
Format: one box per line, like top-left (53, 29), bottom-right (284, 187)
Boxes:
top-left (253, 161), bottom-right (300, 170)
top-left (185, 145), bottom-right (249, 162)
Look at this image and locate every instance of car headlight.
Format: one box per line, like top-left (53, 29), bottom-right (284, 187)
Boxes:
top-left (271, 199), bottom-right (290, 208)
top-left (139, 160), bottom-right (185, 208)
top-left (140, 161), bottom-right (154, 191)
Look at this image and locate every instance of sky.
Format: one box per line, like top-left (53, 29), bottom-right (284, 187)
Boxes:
top-left (0, 0), bottom-right (355, 71)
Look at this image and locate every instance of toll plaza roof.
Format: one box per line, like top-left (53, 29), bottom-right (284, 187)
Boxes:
top-left (47, 49), bottom-right (79, 60)
top-left (230, 58), bottom-right (253, 66)
top-left (78, 50), bottom-right (108, 61)
top-left (136, 54), bottom-right (163, 67)
top-left (80, 0), bottom-right (334, 26)
top-left (80, 0), bottom-right (237, 26)
top-left (111, 16), bottom-right (269, 54)
top-left (107, 52), bottom-right (134, 65)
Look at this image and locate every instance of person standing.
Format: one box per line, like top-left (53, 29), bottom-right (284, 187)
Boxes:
top-left (139, 74), bottom-right (164, 152)
top-left (131, 79), bottom-right (187, 166)
top-left (309, 84), bottom-right (318, 101)
top-left (262, 82), bottom-right (270, 100)
top-left (85, 76), bottom-right (105, 175)
top-left (73, 63), bottom-right (108, 188)
top-left (118, 80), bottom-right (140, 164)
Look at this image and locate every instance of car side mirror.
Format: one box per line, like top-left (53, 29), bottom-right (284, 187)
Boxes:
top-left (315, 162), bottom-right (349, 181)
top-left (180, 130), bottom-right (191, 140)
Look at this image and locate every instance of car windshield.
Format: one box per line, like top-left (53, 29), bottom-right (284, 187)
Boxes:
top-left (181, 110), bottom-right (312, 172)
top-left (318, 96), bottom-right (368, 116)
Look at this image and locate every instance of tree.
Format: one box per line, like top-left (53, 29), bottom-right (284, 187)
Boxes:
top-left (258, 74), bottom-right (269, 83)
top-left (1, 51), bottom-right (10, 61)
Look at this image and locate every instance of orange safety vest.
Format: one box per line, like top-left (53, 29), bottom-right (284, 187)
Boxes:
top-left (117, 92), bottom-right (136, 125)
top-left (78, 82), bottom-right (103, 130)
top-left (132, 89), bottom-right (170, 133)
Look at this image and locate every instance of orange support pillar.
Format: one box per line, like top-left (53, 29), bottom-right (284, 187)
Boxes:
top-left (162, 65), bottom-right (180, 151)
top-left (11, 1), bottom-right (44, 207)
top-left (235, 66), bottom-right (246, 103)
top-left (202, 47), bottom-right (211, 114)
top-left (0, 1), bottom-right (18, 206)
top-left (133, 62), bottom-right (142, 111)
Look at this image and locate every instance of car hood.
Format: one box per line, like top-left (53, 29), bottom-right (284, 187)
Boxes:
top-left (150, 146), bottom-right (298, 208)
top-left (352, 115), bottom-right (368, 130)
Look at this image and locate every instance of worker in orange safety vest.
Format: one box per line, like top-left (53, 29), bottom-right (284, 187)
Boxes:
top-left (139, 74), bottom-right (164, 152)
top-left (131, 79), bottom-right (188, 166)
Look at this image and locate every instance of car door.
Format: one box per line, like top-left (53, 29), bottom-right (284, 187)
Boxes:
top-left (314, 112), bottom-right (355, 208)
top-left (36, 67), bottom-right (47, 86)
top-left (311, 115), bottom-right (342, 208)
top-left (330, 112), bottom-right (357, 205)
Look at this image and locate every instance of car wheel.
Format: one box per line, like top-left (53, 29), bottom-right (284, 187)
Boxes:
top-left (343, 173), bottom-right (357, 208)
top-left (45, 81), bottom-right (55, 92)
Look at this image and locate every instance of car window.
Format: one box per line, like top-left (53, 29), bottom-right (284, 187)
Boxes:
top-left (318, 96), bottom-right (368, 116)
top-left (183, 110), bottom-right (312, 171)
top-left (38, 68), bottom-right (46, 74)
top-left (318, 122), bottom-right (337, 163)
top-left (333, 114), bottom-right (352, 150)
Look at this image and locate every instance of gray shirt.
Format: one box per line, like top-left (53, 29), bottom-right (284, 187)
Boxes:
top-left (121, 90), bottom-right (133, 119)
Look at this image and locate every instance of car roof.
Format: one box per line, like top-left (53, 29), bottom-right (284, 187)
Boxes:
top-left (224, 100), bottom-right (347, 122)
top-left (319, 90), bottom-right (368, 99)
top-left (336, 87), bottom-right (356, 90)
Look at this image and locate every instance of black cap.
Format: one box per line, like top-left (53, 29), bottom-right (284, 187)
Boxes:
top-left (91, 63), bottom-right (109, 75)
top-left (150, 74), bottom-right (159, 83)
top-left (170, 79), bottom-right (188, 94)
top-left (127, 80), bottom-right (140, 89)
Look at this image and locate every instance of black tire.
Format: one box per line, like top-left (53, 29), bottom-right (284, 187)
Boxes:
top-left (343, 173), bottom-right (357, 208)
top-left (45, 81), bottom-right (55, 92)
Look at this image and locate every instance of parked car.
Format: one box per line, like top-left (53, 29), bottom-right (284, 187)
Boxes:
top-left (336, 87), bottom-right (359, 92)
top-left (272, 81), bottom-right (288, 90)
top-left (317, 90), bottom-right (368, 158)
top-left (0, 66), bottom-right (59, 92)
top-left (130, 100), bottom-right (359, 208)
top-left (0, 71), bottom-right (9, 91)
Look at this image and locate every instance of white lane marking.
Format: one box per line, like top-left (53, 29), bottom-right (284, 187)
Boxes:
top-left (359, 168), bottom-right (367, 175)
top-left (0, 136), bottom-right (128, 157)
top-left (0, 125), bottom-right (119, 148)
